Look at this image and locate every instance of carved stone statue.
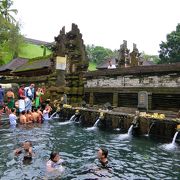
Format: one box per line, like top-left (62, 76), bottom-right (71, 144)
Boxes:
top-left (130, 43), bottom-right (139, 67)
top-left (118, 40), bottom-right (130, 68)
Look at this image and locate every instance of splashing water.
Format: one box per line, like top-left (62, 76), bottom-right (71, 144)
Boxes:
top-left (86, 119), bottom-right (100, 131)
top-left (119, 125), bottom-right (133, 140)
top-left (69, 115), bottom-right (76, 121)
top-left (50, 112), bottom-right (57, 119)
top-left (161, 131), bottom-right (179, 151)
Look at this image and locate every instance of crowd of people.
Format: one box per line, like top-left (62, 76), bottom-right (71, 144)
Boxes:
top-left (0, 84), bottom-right (52, 125)
top-left (0, 84), bottom-right (112, 176)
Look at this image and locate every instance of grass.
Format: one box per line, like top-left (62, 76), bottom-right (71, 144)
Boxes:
top-left (19, 43), bottom-right (52, 59)
top-left (88, 62), bottom-right (97, 71)
top-left (2, 43), bottom-right (97, 71)
top-left (2, 43), bottom-right (52, 64)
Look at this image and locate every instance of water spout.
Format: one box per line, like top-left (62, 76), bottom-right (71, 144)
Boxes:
top-left (50, 112), bottom-right (57, 119)
top-left (172, 131), bottom-right (179, 145)
top-left (86, 118), bottom-right (100, 131)
top-left (161, 131), bottom-right (179, 151)
top-left (93, 118), bottom-right (100, 127)
top-left (127, 125), bottom-right (134, 135)
top-left (146, 122), bottom-right (155, 136)
top-left (70, 115), bottom-right (76, 121)
top-left (119, 125), bottom-right (134, 140)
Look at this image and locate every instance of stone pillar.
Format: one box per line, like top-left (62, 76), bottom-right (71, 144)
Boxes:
top-left (113, 92), bottom-right (118, 107)
top-left (89, 92), bottom-right (94, 106)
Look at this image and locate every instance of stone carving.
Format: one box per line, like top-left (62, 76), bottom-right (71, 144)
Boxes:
top-left (130, 43), bottom-right (140, 67)
top-left (118, 40), bottom-right (130, 68)
top-left (64, 24), bottom-right (89, 104)
top-left (53, 26), bottom-right (66, 57)
top-left (118, 41), bottom-right (144, 68)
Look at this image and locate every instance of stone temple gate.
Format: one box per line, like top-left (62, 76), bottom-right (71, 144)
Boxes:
top-left (0, 23), bottom-right (89, 105)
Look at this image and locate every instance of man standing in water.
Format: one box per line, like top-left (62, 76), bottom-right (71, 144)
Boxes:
top-left (24, 84), bottom-right (35, 111)
top-left (18, 84), bottom-right (26, 113)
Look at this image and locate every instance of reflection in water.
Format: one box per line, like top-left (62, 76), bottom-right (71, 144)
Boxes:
top-left (0, 115), bottom-right (179, 179)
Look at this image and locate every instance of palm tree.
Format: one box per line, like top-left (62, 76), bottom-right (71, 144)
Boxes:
top-left (0, 0), bottom-right (17, 23)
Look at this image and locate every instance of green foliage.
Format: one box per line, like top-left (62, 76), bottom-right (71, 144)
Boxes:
top-left (19, 43), bottom-right (52, 59)
top-left (86, 44), bottom-right (116, 65)
top-left (88, 62), bottom-right (97, 71)
top-left (0, 0), bottom-right (17, 24)
top-left (0, 1), bottom-right (23, 64)
top-left (159, 23), bottom-right (180, 64)
top-left (141, 51), bottom-right (160, 64)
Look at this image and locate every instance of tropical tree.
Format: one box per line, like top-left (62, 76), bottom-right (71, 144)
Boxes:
top-left (159, 23), bottom-right (180, 64)
top-left (86, 44), bottom-right (115, 64)
top-left (0, 1), bottom-right (24, 64)
top-left (0, 0), bottom-right (17, 23)
top-left (141, 51), bottom-right (161, 64)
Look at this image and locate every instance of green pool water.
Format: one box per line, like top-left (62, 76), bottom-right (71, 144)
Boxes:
top-left (0, 116), bottom-right (179, 179)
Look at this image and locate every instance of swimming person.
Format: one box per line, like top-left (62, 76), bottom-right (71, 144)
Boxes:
top-left (46, 152), bottom-right (64, 173)
top-left (97, 148), bottom-right (109, 168)
top-left (14, 141), bottom-right (34, 164)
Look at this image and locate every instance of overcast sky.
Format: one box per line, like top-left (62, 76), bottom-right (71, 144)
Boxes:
top-left (13, 0), bottom-right (180, 55)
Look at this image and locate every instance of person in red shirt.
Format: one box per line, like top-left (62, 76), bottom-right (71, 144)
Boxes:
top-left (18, 84), bottom-right (25, 100)
top-left (18, 84), bottom-right (26, 113)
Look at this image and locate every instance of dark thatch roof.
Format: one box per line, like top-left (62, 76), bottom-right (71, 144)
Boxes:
top-left (13, 58), bottom-right (51, 73)
top-left (0, 58), bottom-right (28, 72)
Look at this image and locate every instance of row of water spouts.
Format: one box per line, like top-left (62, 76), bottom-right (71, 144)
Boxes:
top-left (52, 110), bottom-right (180, 150)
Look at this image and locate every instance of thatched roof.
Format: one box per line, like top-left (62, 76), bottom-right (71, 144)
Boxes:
top-left (0, 58), bottom-right (28, 74)
top-left (13, 58), bottom-right (51, 73)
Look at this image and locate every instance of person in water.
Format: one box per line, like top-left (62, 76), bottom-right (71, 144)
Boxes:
top-left (9, 108), bottom-right (17, 126)
top-left (46, 152), bottom-right (64, 173)
top-left (97, 148), bottom-right (108, 168)
top-left (14, 141), bottom-right (34, 163)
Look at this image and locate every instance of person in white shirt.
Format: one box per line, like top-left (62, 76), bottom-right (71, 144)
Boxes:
top-left (9, 108), bottom-right (17, 126)
top-left (43, 105), bottom-right (51, 120)
top-left (46, 152), bottom-right (64, 173)
top-left (107, 60), bottom-right (116, 69)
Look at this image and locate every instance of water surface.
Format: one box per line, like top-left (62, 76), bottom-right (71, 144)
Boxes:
top-left (0, 116), bottom-right (179, 179)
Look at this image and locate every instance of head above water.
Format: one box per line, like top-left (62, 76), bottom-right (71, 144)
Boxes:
top-left (98, 147), bottom-right (108, 159)
top-left (49, 152), bottom-right (60, 163)
top-left (22, 141), bottom-right (32, 150)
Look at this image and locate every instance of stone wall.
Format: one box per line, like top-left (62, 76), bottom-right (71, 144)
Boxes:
top-left (84, 64), bottom-right (180, 111)
top-left (86, 74), bottom-right (180, 88)
top-left (57, 108), bottom-right (180, 141)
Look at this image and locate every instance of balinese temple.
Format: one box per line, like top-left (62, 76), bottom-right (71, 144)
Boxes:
top-left (0, 23), bottom-right (89, 105)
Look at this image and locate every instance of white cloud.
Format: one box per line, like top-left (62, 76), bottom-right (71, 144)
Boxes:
top-left (13, 0), bottom-right (180, 55)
